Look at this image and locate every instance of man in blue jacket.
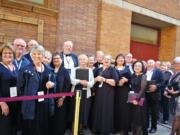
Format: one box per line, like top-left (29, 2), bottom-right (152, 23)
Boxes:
top-left (145, 59), bottom-right (163, 134)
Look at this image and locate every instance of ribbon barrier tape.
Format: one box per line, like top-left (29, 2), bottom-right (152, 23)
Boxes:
top-left (0, 92), bottom-right (74, 102)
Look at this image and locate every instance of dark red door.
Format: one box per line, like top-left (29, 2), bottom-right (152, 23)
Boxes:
top-left (130, 41), bottom-right (159, 61)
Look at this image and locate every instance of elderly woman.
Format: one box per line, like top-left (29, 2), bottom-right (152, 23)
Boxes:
top-left (43, 50), bottom-right (52, 65)
top-left (0, 44), bottom-right (17, 135)
top-left (17, 45), bottom-right (55, 135)
top-left (164, 57), bottom-right (180, 135)
top-left (49, 52), bottom-right (71, 135)
top-left (160, 62), bottom-right (173, 124)
top-left (129, 61), bottom-right (147, 135)
top-left (71, 54), bottom-right (94, 133)
top-left (91, 54), bottom-right (119, 135)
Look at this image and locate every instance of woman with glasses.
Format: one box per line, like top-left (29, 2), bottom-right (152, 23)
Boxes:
top-left (129, 61), bottom-right (147, 135)
top-left (91, 54), bottom-right (118, 135)
top-left (49, 52), bottom-right (71, 135)
top-left (0, 44), bottom-right (18, 135)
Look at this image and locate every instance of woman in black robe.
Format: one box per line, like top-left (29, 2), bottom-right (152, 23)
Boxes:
top-left (17, 46), bottom-right (55, 135)
top-left (114, 54), bottom-right (131, 135)
top-left (91, 54), bottom-right (118, 135)
top-left (129, 61), bottom-right (147, 135)
top-left (0, 44), bottom-right (18, 135)
top-left (49, 52), bottom-right (71, 135)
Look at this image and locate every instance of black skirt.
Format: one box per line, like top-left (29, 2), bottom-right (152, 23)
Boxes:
top-left (22, 101), bottom-right (49, 135)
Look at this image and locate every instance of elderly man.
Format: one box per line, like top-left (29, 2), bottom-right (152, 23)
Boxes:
top-left (59, 41), bottom-right (78, 133)
top-left (145, 59), bottom-right (163, 133)
top-left (24, 39), bottom-right (39, 62)
top-left (13, 38), bottom-right (30, 73)
top-left (93, 50), bottom-right (104, 68)
top-left (60, 41), bottom-right (78, 74)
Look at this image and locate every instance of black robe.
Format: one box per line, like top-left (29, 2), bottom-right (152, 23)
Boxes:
top-left (114, 66), bottom-right (131, 133)
top-left (49, 66), bottom-right (71, 135)
top-left (0, 63), bottom-right (18, 135)
top-left (129, 74), bottom-right (147, 134)
top-left (91, 66), bottom-right (118, 134)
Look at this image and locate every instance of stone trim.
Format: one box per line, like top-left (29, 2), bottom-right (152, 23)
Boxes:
top-left (102, 0), bottom-right (180, 26)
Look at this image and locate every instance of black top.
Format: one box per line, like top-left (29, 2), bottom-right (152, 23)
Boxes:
top-left (0, 63), bottom-right (17, 98)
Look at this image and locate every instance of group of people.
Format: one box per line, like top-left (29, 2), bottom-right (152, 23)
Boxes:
top-left (0, 38), bottom-right (179, 135)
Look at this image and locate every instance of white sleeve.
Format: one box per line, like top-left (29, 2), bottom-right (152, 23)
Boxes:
top-left (87, 69), bottom-right (94, 88)
top-left (70, 68), bottom-right (80, 85)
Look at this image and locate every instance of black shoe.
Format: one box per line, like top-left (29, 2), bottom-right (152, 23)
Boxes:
top-left (149, 128), bottom-right (157, 134)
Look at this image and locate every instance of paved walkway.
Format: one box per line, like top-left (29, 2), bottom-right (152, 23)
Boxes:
top-left (65, 124), bottom-right (171, 134)
top-left (149, 124), bottom-right (171, 135)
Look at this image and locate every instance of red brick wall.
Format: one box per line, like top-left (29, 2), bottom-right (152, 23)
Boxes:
top-left (159, 26), bottom-right (176, 61)
top-left (97, 2), bottom-right (132, 58)
top-left (0, 0), bottom-right (58, 52)
top-left (175, 26), bottom-right (180, 57)
top-left (125, 0), bottom-right (180, 20)
top-left (0, 19), bottom-right (38, 43)
top-left (56, 0), bottom-right (98, 55)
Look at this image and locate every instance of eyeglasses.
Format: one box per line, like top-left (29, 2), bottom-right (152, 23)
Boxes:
top-left (53, 57), bottom-right (61, 60)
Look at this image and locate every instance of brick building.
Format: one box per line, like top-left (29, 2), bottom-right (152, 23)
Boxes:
top-left (0, 0), bottom-right (180, 61)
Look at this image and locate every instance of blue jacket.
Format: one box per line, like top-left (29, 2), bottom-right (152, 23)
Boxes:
top-left (17, 64), bottom-right (55, 119)
top-left (12, 56), bottom-right (31, 74)
top-left (150, 68), bottom-right (164, 91)
top-left (54, 66), bottom-right (71, 93)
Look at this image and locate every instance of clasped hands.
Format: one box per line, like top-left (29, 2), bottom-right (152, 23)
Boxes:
top-left (164, 87), bottom-right (178, 98)
top-left (119, 77), bottom-right (128, 86)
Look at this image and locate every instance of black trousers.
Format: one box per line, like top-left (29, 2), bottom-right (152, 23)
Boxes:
top-left (146, 93), bottom-right (158, 129)
top-left (162, 95), bottom-right (170, 121)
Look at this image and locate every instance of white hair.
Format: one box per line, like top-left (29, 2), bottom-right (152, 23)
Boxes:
top-left (44, 50), bottom-right (52, 60)
top-left (13, 38), bottom-right (26, 47)
top-left (78, 54), bottom-right (88, 60)
top-left (28, 40), bottom-right (39, 47)
top-left (63, 41), bottom-right (73, 48)
top-left (174, 57), bottom-right (180, 64)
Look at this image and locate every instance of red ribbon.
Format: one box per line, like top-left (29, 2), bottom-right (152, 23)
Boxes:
top-left (0, 92), bottom-right (74, 102)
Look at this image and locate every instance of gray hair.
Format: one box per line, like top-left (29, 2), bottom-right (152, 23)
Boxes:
top-left (30, 45), bottom-right (45, 56)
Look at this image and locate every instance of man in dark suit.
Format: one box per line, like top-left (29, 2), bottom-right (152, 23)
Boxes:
top-left (59, 40), bottom-right (78, 133)
top-left (145, 59), bottom-right (163, 134)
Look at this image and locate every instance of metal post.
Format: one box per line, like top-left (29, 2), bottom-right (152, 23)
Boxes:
top-left (73, 90), bottom-right (81, 135)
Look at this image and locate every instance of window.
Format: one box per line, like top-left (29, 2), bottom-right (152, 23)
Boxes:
top-left (131, 24), bottom-right (159, 45)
